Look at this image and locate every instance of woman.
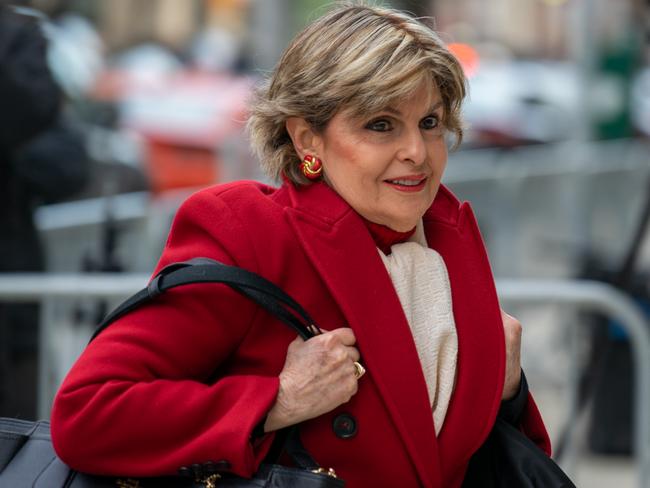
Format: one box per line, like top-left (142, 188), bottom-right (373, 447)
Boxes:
top-left (51, 4), bottom-right (550, 487)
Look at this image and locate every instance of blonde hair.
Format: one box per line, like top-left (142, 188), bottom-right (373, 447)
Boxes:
top-left (247, 2), bottom-right (466, 185)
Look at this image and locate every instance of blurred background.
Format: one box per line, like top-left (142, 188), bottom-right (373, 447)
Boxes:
top-left (0, 0), bottom-right (648, 486)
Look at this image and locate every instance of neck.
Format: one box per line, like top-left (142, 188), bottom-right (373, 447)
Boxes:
top-left (361, 217), bottom-right (416, 255)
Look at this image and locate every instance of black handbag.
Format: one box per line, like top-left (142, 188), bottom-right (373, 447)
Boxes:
top-left (462, 417), bottom-right (576, 487)
top-left (0, 258), bottom-right (345, 488)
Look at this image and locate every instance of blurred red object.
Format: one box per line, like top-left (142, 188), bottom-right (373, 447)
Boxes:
top-left (145, 139), bottom-right (218, 193)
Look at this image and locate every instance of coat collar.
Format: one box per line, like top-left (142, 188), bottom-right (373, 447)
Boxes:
top-left (283, 180), bottom-right (504, 486)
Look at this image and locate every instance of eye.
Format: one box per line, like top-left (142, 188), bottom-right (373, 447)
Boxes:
top-left (420, 115), bottom-right (440, 131)
top-left (365, 119), bottom-right (392, 132)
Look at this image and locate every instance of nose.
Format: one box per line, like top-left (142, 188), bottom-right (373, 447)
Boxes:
top-left (396, 127), bottom-right (427, 166)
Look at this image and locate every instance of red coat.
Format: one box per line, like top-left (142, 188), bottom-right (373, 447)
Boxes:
top-left (51, 180), bottom-right (550, 487)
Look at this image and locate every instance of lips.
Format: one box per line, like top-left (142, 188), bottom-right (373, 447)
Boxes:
top-left (384, 175), bottom-right (428, 192)
top-left (386, 178), bottom-right (426, 187)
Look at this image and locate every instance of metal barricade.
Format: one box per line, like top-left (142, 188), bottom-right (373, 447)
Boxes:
top-left (0, 275), bottom-right (648, 486)
top-left (0, 273), bottom-right (148, 419)
top-left (497, 279), bottom-right (650, 487)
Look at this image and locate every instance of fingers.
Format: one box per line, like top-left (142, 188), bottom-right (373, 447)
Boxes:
top-left (500, 310), bottom-right (522, 356)
top-left (317, 328), bottom-right (360, 369)
top-left (320, 329), bottom-right (360, 366)
top-left (273, 327), bottom-right (363, 428)
top-left (326, 327), bottom-right (356, 346)
top-left (347, 346), bottom-right (361, 363)
top-left (291, 327), bottom-right (360, 361)
top-left (294, 326), bottom-right (361, 371)
top-left (500, 309), bottom-right (523, 400)
top-left (501, 310), bottom-right (522, 339)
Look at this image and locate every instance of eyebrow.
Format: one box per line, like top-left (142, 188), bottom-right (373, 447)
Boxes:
top-left (383, 101), bottom-right (443, 116)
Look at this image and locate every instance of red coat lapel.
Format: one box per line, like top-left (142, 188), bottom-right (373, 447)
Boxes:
top-left (424, 188), bottom-right (505, 471)
top-left (285, 182), bottom-right (440, 488)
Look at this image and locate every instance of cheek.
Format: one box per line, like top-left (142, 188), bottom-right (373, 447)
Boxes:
top-left (324, 127), bottom-right (360, 164)
top-left (429, 142), bottom-right (448, 176)
top-left (327, 138), bottom-right (382, 184)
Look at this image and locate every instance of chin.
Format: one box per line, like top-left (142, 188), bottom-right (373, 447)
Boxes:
top-left (387, 217), bottom-right (420, 232)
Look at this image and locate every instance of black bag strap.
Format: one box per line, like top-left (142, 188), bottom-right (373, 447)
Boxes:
top-left (91, 258), bottom-right (322, 342)
top-left (90, 258), bottom-right (323, 471)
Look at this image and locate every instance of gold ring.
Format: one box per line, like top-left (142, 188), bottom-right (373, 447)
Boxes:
top-left (353, 361), bottom-right (366, 379)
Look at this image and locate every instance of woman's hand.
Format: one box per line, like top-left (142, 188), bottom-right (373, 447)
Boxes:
top-left (501, 310), bottom-right (522, 400)
top-left (264, 328), bottom-right (361, 432)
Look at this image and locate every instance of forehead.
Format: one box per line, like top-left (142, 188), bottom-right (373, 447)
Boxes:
top-left (342, 78), bottom-right (442, 120)
top-left (385, 82), bottom-right (441, 113)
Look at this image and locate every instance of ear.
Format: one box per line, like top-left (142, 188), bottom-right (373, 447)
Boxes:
top-left (285, 117), bottom-right (323, 160)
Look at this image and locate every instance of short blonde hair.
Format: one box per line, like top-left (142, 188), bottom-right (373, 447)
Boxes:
top-left (247, 2), bottom-right (466, 185)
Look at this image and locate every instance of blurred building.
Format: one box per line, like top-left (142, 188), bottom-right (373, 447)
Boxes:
top-left (434, 0), bottom-right (570, 58)
top-left (433, 0), bottom-right (647, 60)
top-left (20, 0), bottom-right (647, 59)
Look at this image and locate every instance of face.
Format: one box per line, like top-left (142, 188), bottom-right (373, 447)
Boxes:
top-left (315, 82), bottom-right (448, 231)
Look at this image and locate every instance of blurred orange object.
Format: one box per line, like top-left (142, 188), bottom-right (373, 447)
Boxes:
top-left (145, 138), bottom-right (218, 193)
top-left (448, 43), bottom-right (480, 78)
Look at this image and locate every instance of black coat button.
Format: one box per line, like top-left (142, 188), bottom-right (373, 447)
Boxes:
top-left (191, 463), bottom-right (204, 478)
top-left (332, 413), bottom-right (357, 439)
top-left (207, 460), bottom-right (231, 471)
top-left (179, 460), bottom-right (231, 477)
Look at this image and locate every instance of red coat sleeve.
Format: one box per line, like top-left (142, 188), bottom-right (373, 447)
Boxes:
top-left (51, 188), bottom-right (280, 477)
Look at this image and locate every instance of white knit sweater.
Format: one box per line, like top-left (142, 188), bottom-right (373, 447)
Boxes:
top-left (378, 221), bottom-right (458, 435)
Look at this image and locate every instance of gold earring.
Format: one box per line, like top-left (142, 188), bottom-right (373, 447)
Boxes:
top-left (300, 154), bottom-right (323, 180)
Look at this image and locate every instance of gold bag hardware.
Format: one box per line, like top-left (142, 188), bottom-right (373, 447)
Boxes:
top-left (311, 467), bottom-right (338, 478)
top-left (115, 473), bottom-right (221, 488)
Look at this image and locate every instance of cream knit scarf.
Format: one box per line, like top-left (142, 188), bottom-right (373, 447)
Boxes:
top-left (378, 221), bottom-right (458, 435)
